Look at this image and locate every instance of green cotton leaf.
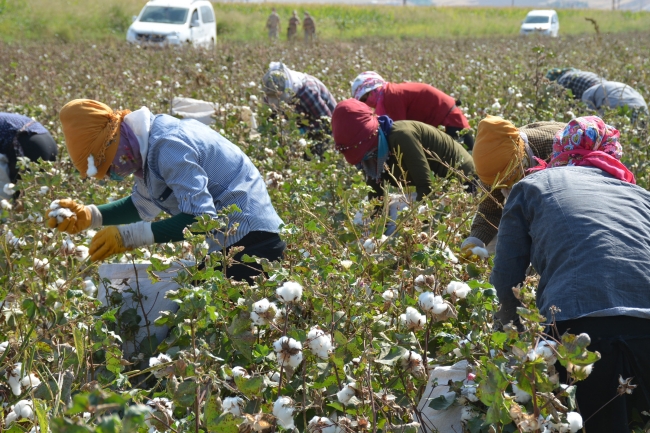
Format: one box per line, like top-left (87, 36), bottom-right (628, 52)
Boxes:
top-left (376, 346), bottom-right (408, 366)
top-left (22, 298), bottom-right (37, 319)
top-left (478, 363), bottom-right (509, 406)
top-left (466, 263), bottom-right (482, 278)
top-left (34, 398), bottom-right (49, 433)
top-left (234, 375), bottom-right (266, 398)
top-left (95, 415), bottom-right (122, 433)
top-left (139, 335), bottom-right (159, 357)
top-left (427, 393), bottom-right (456, 410)
top-left (230, 330), bottom-right (255, 362)
top-left (228, 312), bottom-right (252, 336)
top-left (333, 330), bottom-right (347, 346)
top-left (122, 404), bottom-right (151, 432)
top-left (149, 256), bottom-right (173, 272)
top-left (490, 332), bottom-right (508, 349)
top-left (173, 379), bottom-right (199, 407)
top-left (66, 393), bottom-right (91, 415)
top-left (564, 385), bottom-right (578, 410)
top-left (105, 345), bottom-right (124, 375)
top-left (516, 307), bottom-right (546, 323)
top-left (205, 394), bottom-right (223, 430)
top-left (101, 307), bottom-right (119, 323)
top-left (206, 413), bottom-right (243, 433)
top-left (485, 391), bottom-right (511, 424)
top-left (305, 219), bottom-right (325, 233)
top-left (50, 418), bottom-right (94, 433)
top-left (73, 327), bottom-right (85, 367)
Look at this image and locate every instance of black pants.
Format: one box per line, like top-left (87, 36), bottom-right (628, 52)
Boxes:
top-left (7, 131), bottom-right (58, 182)
top-left (445, 127), bottom-right (475, 151)
top-left (554, 316), bottom-right (650, 432)
top-left (217, 231), bottom-right (286, 284)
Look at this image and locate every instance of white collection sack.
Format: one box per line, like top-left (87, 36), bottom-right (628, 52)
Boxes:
top-left (97, 261), bottom-right (189, 356)
top-left (417, 360), bottom-right (469, 433)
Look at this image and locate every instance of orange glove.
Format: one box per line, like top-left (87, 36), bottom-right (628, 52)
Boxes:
top-left (89, 227), bottom-right (129, 262)
top-left (46, 199), bottom-right (100, 234)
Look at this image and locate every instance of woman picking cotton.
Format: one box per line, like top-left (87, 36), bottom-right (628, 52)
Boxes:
top-left (460, 116), bottom-right (565, 255)
top-left (491, 116), bottom-right (649, 432)
top-left (46, 99), bottom-right (285, 283)
top-left (261, 62), bottom-right (336, 157)
top-left (331, 98), bottom-right (475, 205)
top-left (351, 71), bottom-right (474, 150)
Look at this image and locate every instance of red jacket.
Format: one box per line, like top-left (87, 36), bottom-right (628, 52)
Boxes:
top-left (382, 82), bottom-right (469, 130)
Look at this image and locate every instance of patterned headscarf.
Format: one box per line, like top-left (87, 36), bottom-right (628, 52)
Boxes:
top-left (531, 116), bottom-right (635, 184)
top-left (351, 71), bottom-right (386, 101)
top-left (262, 62), bottom-right (307, 97)
top-left (545, 68), bottom-right (575, 82)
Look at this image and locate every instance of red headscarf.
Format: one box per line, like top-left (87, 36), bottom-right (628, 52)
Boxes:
top-left (332, 99), bottom-right (379, 165)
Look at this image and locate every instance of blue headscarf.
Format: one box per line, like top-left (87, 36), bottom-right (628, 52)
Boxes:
top-left (357, 115), bottom-right (394, 182)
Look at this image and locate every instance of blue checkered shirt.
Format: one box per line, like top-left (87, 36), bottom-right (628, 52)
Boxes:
top-left (294, 76), bottom-right (336, 130)
top-left (131, 114), bottom-right (283, 248)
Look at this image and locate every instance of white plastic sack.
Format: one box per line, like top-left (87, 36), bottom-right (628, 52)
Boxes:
top-left (172, 96), bottom-right (218, 125)
top-left (97, 261), bottom-right (190, 356)
top-left (417, 360), bottom-right (468, 433)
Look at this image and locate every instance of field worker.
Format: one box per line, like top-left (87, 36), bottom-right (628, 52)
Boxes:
top-left (0, 113), bottom-right (58, 200)
top-left (546, 67), bottom-right (604, 100)
top-left (460, 115), bottom-right (565, 255)
top-left (332, 99), bottom-right (475, 202)
top-left (262, 62), bottom-right (336, 156)
top-left (287, 10), bottom-right (300, 41)
top-left (351, 71), bottom-right (475, 151)
top-left (47, 99), bottom-right (285, 283)
top-left (266, 8), bottom-right (280, 40)
top-left (581, 80), bottom-right (648, 123)
top-left (303, 12), bottom-right (316, 43)
top-left (491, 116), bottom-right (649, 432)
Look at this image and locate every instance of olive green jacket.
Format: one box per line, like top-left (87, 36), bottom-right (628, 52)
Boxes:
top-left (367, 120), bottom-right (475, 201)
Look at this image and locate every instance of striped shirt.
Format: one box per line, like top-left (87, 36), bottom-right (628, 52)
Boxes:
top-left (131, 114), bottom-right (283, 248)
top-left (0, 113), bottom-right (48, 155)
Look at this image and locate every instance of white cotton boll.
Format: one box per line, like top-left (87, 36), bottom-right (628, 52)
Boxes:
top-left (566, 412), bottom-right (583, 432)
top-left (20, 374), bottom-right (41, 390)
top-left (276, 281), bottom-right (302, 303)
top-left (336, 383), bottom-right (357, 405)
top-left (6, 363), bottom-right (23, 395)
top-left (50, 199), bottom-right (60, 210)
top-left (443, 245), bottom-right (459, 264)
top-left (382, 289), bottom-right (396, 301)
top-left (417, 204), bottom-right (428, 214)
top-left (75, 246), bottom-right (89, 261)
top-left (400, 307), bottom-right (425, 330)
top-left (222, 396), bottom-right (244, 416)
top-left (307, 416), bottom-right (339, 433)
top-left (33, 258), bottom-right (50, 277)
top-left (535, 341), bottom-right (557, 365)
top-left (362, 238), bottom-right (376, 253)
top-left (8, 399), bottom-right (34, 424)
top-left (264, 147), bottom-right (274, 157)
top-left (273, 336), bottom-right (303, 368)
top-left (38, 186), bottom-right (49, 195)
top-left (491, 100), bottom-right (501, 110)
top-left (447, 281), bottom-right (471, 299)
top-left (1, 199), bottom-right (12, 210)
top-left (470, 246), bottom-right (489, 259)
top-left (0, 341), bottom-right (8, 354)
top-left (353, 211), bottom-right (365, 226)
top-left (418, 292), bottom-right (438, 313)
top-left (273, 396), bottom-right (295, 429)
top-left (461, 406), bottom-right (477, 421)
top-left (414, 275), bottom-right (426, 287)
top-left (307, 327), bottom-right (334, 359)
top-left (567, 362), bottom-right (593, 378)
top-left (3, 183), bottom-right (16, 196)
top-left (82, 279), bottom-right (97, 296)
top-left (512, 383), bottom-right (532, 403)
top-left (86, 155), bottom-right (98, 177)
top-left (298, 138), bottom-right (307, 147)
top-left (231, 366), bottom-right (249, 379)
top-left (61, 238), bottom-right (76, 255)
top-left (149, 354), bottom-right (172, 379)
top-left (251, 298), bottom-right (277, 326)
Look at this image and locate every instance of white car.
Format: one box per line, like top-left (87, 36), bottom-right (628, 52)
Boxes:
top-left (126, 0), bottom-right (216, 49)
top-left (519, 10), bottom-right (559, 37)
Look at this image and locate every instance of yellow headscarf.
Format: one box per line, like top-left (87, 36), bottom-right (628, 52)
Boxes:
top-left (473, 115), bottom-right (525, 187)
top-left (59, 99), bottom-right (130, 179)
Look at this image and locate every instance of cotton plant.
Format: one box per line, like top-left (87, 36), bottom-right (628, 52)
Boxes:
top-left (273, 336), bottom-right (303, 369)
top-left (306, 326), bottom-right (334, 359)
top-left (250, 298), bottom-right (278, 326)
top-left (273, 396), bottom-right (296, 430)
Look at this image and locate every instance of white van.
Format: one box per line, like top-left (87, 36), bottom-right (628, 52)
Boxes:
top-left (126, 0), bottom-right (216, 49)
top-left (519, 10), bottom-right (559, 37)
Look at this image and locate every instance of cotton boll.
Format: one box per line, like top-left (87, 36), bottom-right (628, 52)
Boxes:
top-left (250, 298), bottom-right (277, 325)
top-left (276, 281), bottom-right (303, 303)
top-left (535, 341), bottom-right (557, 365)
top-left (33, 258), bottom-right (50, 277)
top-left (2, 183), bottom-right (15, 196)
top-left (382, 289), bottom-right (396, 301)
top-left (307, 327), bottom-right (334, 359)
top-left (20, 373), bottom-right (41, 390)
top-left (336, 383), bottom-right (357, 405)
top-left (273, 396), bottom-right (295, 429)
top-left (566, 362), bottom-right (593, 380)
top-left (38, 186), bottom-right (49, 195)
top-left (447, 281), bottom-right (471, 299)
top-left (461, 406), bottom-right (477, 421)
top-left (222, 396), bottom-right (244, 416)
top-left (86, 155), bottom-right (98, 177)
top-left (273, 336), bottom-right (303, 368)
top-left (399, 307), bottom-right (425, 331)
top-left (470, 246), bottom-right (489, 259)
top-left (0, 341), bottom-right (8, 355)
top-left (362, 238), bottom-right (376, 253)
top-left (0, 199), bottom-right (12, 210)
top-left (307, 416), bottom-right (339, 433)
top-left (6, 362), bottom-right (23, 395)
top-left (400, 350), bottom-right (426, 380)
top-left (5, 399), bottom-right (34, 425)
top-left (82, 279), bottom-right (97, 296)
top-left (566, 412), bottom-right (583, 432)
top-left (231, 366), bottom-right (249, 379)
top-left (61, 237), bottom-right (76, 255)
top-left (512, 383), bottom-right (532, 404)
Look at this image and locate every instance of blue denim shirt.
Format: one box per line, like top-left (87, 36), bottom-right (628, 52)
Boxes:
top-left (131, 114), bottom-right (283, 248)
top-left (491, 166), bottom-right (650, 323)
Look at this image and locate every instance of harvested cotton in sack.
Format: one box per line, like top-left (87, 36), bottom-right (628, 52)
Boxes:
top-left (171, 97), bottom-right (258, 134)
top-left (417, 360), bottom-right (470, 433)
top-left (97, 261), bottom-right (191, 357)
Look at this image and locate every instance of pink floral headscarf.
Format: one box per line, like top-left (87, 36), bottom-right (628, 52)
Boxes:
top-left (351, 71), bottom-right (386, 101)
top-left (531, 116), bottom-right (635, 184)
